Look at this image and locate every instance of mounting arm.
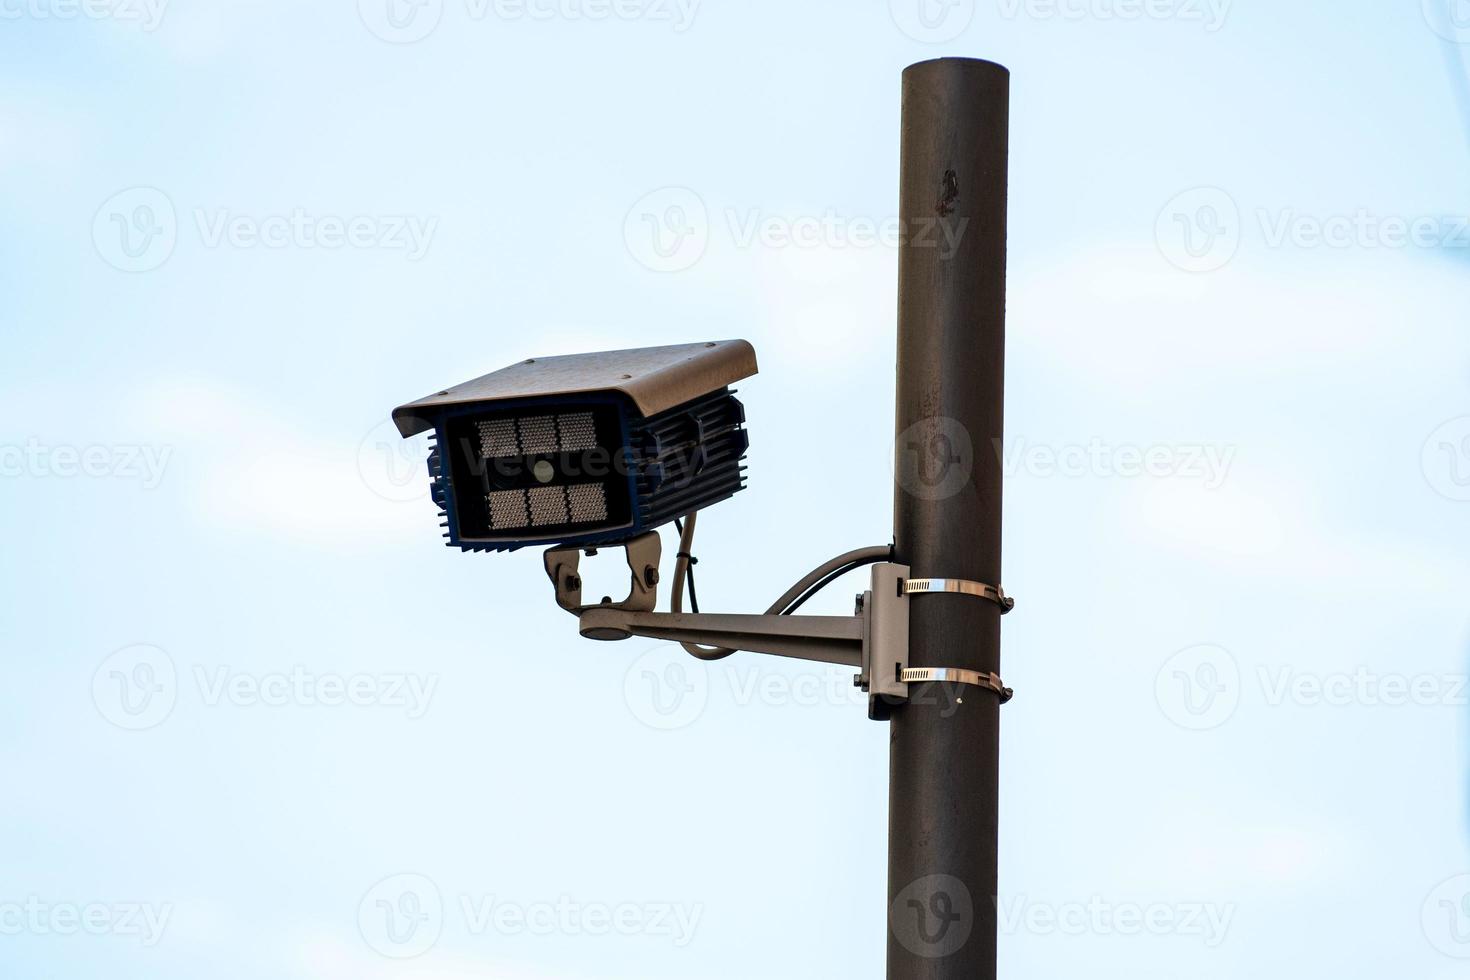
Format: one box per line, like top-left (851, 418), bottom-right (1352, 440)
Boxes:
top-left (577, 608), bottom-right (863, 667)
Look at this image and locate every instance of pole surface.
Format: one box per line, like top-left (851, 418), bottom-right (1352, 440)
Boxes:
top-left (889, 57), bottom-right (1010, 980)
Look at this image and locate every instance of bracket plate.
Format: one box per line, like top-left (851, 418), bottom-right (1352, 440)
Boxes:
top-left (544, 532), bottom-right (662, 615)
top-left (858, 563), bottom-right (910, 707)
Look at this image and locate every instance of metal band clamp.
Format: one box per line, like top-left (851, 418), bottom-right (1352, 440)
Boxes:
top-left (903, 577), bottom-right (1015, 613)
top-left (901, 667), bottom-right (1013, 704)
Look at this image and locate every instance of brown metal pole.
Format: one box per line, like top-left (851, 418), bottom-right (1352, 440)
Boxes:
top-left (888, 57), bottom-right (1010, 980)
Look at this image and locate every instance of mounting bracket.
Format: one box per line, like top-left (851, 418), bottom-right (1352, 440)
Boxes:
top-left (547, 548), bottom-right (1016, 717)
top-left (544, 532), bottom-right (662, 614)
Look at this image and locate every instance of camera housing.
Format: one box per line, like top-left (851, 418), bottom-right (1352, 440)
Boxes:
top-left (393, 340), bottom-right (757, 552)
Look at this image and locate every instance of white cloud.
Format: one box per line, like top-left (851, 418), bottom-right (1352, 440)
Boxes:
top-left (1010, 245), bottom-right (1464, 384)
top-left (0, 93), bottom-right (86, 176)
top-left (1157, 817), bottom-right (1354, 890)
top-left (1129, 472), bottom-right (1467, 601)
top-left (752, 244), bottom-right (895, 372)
top-left (125, 378), bottom-right (436, 545)
top-left (296, 933), bottom-right (574, 980)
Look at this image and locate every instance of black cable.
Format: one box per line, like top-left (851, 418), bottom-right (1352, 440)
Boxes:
top-left (780, 560), bottom-right (870, 615)
top-left (673, 518), bottom-right (700, 614)
top-left (765, 544), bottom-right (893, 616)
top-left (670, 513), bottom-right (890, 659)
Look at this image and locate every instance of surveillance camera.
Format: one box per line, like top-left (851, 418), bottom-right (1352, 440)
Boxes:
top-left (393, 340), bottom-right (757, 552)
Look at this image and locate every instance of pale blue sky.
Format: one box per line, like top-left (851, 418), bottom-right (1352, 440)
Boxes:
top-left (3, 1), bottom-right (1470, 978)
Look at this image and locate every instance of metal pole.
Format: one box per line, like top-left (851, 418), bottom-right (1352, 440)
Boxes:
top-left (889, 57), bottom-right (1010, 979)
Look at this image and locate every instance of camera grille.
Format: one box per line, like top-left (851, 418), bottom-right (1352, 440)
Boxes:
top-left (557, 412), bottom-right (598, 453)
top-left (566, 482), bottom-right (609, 523)
top-left (477, 419), bottom-right (519, 458)
top-left (486, 489), bottom-right (529, 530)
top-left (527, 485), bottom-right (566, 525)
top-left (477, 412), bottom-right (599, 459)
top-left (516, 416), bottom-right (558, 455)
top-left (486, 483), bottom-right (608, 531)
